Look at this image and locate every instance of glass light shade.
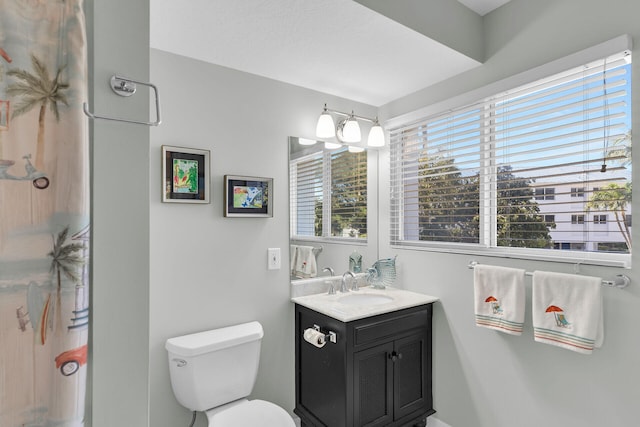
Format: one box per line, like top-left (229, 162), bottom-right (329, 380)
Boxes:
top-left (324, 141), bottom-right (342, 149)
top-left (298, 138), bottom-right (317, 146)
top-left (316, 112), bottom-right (335, 138)
top-left (348, 145), bottom-right (365, 153)
top-left (367, 124), bottom-right (385, 147)
top-left (342, 117), bottom-right (361, 143)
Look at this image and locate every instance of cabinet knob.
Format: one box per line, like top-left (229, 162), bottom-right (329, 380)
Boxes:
top-left (389, 351), bottom-right (403, 362)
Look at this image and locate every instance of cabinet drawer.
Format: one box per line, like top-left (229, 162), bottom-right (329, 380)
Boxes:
top-left (354, 305), bottom-right (431, 347)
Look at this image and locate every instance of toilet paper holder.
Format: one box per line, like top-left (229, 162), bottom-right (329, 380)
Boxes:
top-left (312, 324), bottom-right (337, 344)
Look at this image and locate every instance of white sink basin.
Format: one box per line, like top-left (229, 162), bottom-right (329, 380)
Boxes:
top-left (291, 286), bottom-right (439, 322)
top-left (338, 293), bottom-right (394, 306)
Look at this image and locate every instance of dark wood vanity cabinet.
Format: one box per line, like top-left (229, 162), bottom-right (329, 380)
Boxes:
top-left (294, 303), bottom-right (435, 427)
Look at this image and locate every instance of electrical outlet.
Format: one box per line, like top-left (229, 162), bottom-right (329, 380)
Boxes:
top-left (268, 248), bottom-right (281, 270)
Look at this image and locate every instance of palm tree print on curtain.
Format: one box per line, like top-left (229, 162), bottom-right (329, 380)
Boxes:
top-left (0, 1), bottom-right (90, 426)
top-left (8, 54), bottom-right (70, 170)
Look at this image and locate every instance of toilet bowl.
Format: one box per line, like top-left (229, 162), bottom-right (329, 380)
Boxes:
top-left (206, 399), bottom-right (294, 426)
top-left (165, 321), bottom-right (294, 427)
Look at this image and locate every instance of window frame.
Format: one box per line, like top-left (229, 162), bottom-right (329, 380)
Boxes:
top-left (385, 41), bottom-right (632, 268)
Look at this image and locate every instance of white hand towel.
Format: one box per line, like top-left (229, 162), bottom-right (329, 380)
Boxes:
top-left (474, 265), bottom-right (526, 335)
top-left (293, 245), bottom-right (317, 278)
top-left (532, 271), bottom-right (603, 355)
top-left (290, 245), bottom-right (299, 276)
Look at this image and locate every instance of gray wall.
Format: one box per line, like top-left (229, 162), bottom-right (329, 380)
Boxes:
top-left (148, 51), bottom-right (377, 427)
top-left (88, 0), bottom-right (151, 426)
top-left (379, 1), bottom-right (640, 426)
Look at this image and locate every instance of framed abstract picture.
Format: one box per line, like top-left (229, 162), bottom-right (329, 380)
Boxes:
top-left (162, 145), bottom-right (210, 203)
top-left (224, 175), bottom-right (273, 217)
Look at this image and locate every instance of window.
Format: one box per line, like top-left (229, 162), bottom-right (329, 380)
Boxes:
top-left (535, 187), bottom-right (555, 200)
top-left (571, 187), bottom-right (585, 197)
top-left (290, 146), bottom-right (367, 240)
top-left (554, 242), bottom-right (571, 250)
top-left (389, 51), bottom-right (632, 264)
top-left (596, 242), bottom-right (628, 252)
top-left (594, 214), bottom-right (607, 224)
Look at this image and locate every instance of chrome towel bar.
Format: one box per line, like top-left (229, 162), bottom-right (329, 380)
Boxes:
top-left (83, 75), bottom-right (161, 126)
top-left (468, 261), bottom-right (630, 289)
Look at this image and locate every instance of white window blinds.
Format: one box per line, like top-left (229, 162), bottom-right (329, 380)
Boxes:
top-left (390, 51), bottom-right (632, 260)
top-left (290, 146), bottom-right (367, 239)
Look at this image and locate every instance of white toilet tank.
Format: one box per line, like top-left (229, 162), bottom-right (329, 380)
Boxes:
top-left (165, 321), bottom-right (264, 412)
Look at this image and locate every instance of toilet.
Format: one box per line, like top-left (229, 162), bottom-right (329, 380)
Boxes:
top-left (165, 321), bottom-right (295, 427)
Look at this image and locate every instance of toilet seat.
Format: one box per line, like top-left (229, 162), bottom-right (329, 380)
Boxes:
top-left (206, 399), bottom-right (295, 427)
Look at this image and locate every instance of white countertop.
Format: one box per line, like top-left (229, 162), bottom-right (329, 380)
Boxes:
top-left (291, 286), bottom-right (439, 322)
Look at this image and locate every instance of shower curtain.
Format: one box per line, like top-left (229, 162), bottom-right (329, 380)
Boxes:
top-left (0, 1), bottom-right (90, 426)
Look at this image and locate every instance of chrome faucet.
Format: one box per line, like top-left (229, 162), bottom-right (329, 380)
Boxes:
top-left (324, 267), bottom-right (336, 295)
top-left (350, 273), bottom-right (360, 291)
top-left (340, 271), bottom-right (355, 293)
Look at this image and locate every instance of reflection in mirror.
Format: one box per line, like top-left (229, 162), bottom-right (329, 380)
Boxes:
top-left (289, 137), bottom-right (378, 281)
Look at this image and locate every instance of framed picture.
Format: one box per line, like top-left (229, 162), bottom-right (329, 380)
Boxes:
top-left (224, 175), bottom-right (273, 217)
top-left (162, 145), bottom-right (210, 203)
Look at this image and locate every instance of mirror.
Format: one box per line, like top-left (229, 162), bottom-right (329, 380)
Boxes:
top-left (288, 136), bottom-right (378, 281)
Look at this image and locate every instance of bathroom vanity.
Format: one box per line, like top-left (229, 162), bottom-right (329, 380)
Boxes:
top-left (292, 287), bottom-right (437, 427)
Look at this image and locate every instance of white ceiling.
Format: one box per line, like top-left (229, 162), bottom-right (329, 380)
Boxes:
top-left (150, 0), bottom-right (510, 107)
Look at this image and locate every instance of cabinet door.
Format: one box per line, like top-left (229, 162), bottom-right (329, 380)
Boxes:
top-left (353, 342), bottom-right (394, 427)
top-left (295, 306), bottom-right (348, 427)
top-left (393, 334), bottom-right (427, 420)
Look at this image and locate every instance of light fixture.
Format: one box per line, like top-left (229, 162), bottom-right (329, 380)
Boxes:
top-left (339, 113), bottom-right (361, 143)
top-left (348, 145), bottom-right (365, 153)
top-left (298, 138), bottom-right (317, 146)
top-left (367, 119), bottom-right (385, 148)
top-left (315, 105), bottom-right (335, 139)
top-left (315, 103), bottom-right (385, 147)
top-left (324, 141), bottom-right (342, 149)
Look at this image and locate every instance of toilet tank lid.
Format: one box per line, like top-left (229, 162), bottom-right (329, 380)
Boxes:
top-left (165, 321), bottom-right (264, 357)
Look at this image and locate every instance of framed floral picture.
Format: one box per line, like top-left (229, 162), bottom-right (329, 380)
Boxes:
top-left (224, 175), bottom-right (273, 217)
top-left (162, 145), bottom-right (210, 203)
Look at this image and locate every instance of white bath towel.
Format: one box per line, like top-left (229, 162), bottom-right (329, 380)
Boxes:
top-left (292, 245), bottom-right (317, 278)
top-left (474, 265), bottom-right (526, 335)
top-left (532, 271), bottom-right (603, 355)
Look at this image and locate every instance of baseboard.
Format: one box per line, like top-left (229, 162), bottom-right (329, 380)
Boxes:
top-left (428, 416), bottom-right (453, 427)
